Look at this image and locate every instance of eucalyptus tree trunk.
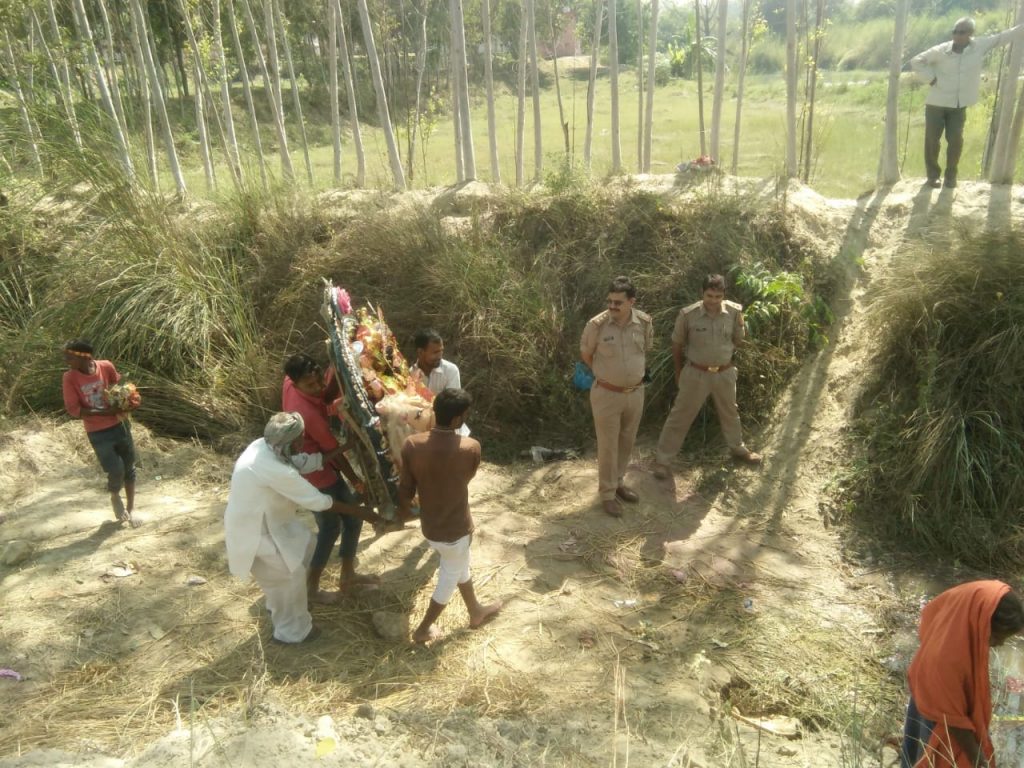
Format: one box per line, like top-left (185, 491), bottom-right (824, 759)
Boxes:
top-left (643, 0), bottom-right (659, 171)
top-left (45, 0), bottom-right (80, 147)
top-left (710, 0), bottom-right (727, 160)
top-left (334, 0), bottom-right (365, 187)
top-left (1003, 78), bottom-right (1024, 181)
top-left (636, 0), bottom-right (644, 170)
top-left (1, 32), bottom-right (44, 177)
top-left (328, 0), bottom-right (343, 185)
top-left (407, 0), bottom-right (429, 182)
top-left (694, 0), bottom-right (706, 155)
top-left (129, 0), bottom-right (185, 193)
top-left (240, 0), bottom-right (294, 180)
top-left (608, 0), bottom-right (621, 171)
top-left (96, 0), bottom-right (129, 136)
top-left (273, 0), bottom-right (314, 184)
top-left (584, 0), bottom-right (603, 171)
top-left (450, 18), bottom-right (465, 182)
top-left (226, 0), bottom-right (269, 189)
top-left (452, 0), bottom-right (476, 179)
top-left (877, 0), bottom-right (908, 184)
top-left (527, 0), bottom-right (542, 179)
top-left (732, 0), bottom-right (752, 174)
top-left (356, 0), bottom-right (406, 190)
top-left (178, 0), bottom-right (216, 191)
top-left (32, 9), bottom-right (82, 148)
top-left (120, 2), bottom-right (157, 184)
top-left (785, 0), bottom-right (798, 177)
top-left (989, 0), bottom-right (1024, 183)
top-left (212, 0), bottom-right (243, 185)
top-left (550, 21), bottom-right (569, 155)
top-left (261, 0), bottom-right (284, 117)
top-left (72, 0), bottom-right (134, 178)
top-left (515, 2), bottom-right (527, 185)
top-left (482, 0), bottom-right (500, 182)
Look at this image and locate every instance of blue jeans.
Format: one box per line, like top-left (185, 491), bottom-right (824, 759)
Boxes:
top-left (310, 479), bottom-right (362, 568)
top-left (87, 422), bottom-right (136, 492)
top-left (900, 695), bottom-right (935, 768)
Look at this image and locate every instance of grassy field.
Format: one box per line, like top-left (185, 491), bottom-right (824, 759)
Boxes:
top-left (170, 61), bottom-right (1009, 200)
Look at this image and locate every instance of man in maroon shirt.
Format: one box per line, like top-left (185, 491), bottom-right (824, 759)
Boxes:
top-left (398, 388), bottom-right (501, 644)
top-left (61, 339), bottom-right (139, 527)
top-left (282, 354), bottom-right (377, 602)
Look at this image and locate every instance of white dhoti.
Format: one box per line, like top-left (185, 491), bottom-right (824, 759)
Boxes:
top-left (427, 534), bottom-right (472, 605)
top-left (249, 533), bottom-right (313, 643)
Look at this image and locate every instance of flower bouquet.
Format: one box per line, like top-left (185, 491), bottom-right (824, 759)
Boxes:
top-left (105, 382), bottom-right (142, 412)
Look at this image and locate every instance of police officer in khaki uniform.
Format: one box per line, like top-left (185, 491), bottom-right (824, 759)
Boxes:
top-left (652, 274), bottom-right (762, 481)
top-left (580, 276), bottom-right (654, 517)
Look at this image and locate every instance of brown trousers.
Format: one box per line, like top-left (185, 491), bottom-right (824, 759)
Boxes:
top-left (655, 365), bottom-right (747, 464)
top-left (589, 385), bottom-right (644, 501)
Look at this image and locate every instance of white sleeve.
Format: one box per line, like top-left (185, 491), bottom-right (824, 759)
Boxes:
top-left (289, 452), bottom-right (324, 474)
top-left (270, 463), bottom-right (334, 511)
top-left (448, 362), bottom-right (462, 390)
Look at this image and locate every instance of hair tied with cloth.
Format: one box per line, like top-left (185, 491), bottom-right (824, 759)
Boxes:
top-left (264, 411), bottom-right (306, 463)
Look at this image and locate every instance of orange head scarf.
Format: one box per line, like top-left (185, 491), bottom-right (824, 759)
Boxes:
top-left (907, 580), bottom-right (1010, 768)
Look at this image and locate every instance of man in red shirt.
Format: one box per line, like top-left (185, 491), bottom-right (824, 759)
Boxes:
top-left (61, 339), bottom-right (139, 527)
top-left (282, 354), bottom-right (377, 602)
top-left (398, 388), bottom-right (501, 644)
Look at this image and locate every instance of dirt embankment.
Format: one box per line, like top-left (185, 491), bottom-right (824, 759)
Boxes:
top-left (2, 179), bottom-right (1023, 768)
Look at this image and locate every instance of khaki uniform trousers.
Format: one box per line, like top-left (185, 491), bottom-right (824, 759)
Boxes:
top-left (590, 385), bottom-right (644, 501)
top-left (250, 534), bottom-right (314, 643)
top-left (655, 365), bottom-right (746, 465)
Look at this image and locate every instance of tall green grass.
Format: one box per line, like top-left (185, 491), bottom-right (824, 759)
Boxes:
top-left (851, 232), bottom-right (1024, 568)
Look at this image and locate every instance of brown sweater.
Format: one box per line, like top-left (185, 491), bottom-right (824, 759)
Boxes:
top-left (399, 429), bottom-right (480, 543)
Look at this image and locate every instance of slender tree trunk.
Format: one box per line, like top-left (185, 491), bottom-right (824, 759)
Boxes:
top-left (802, 0), bottom-right (825, 182)
top-left (328, 0), bottom-right (343, 185)
top-left (989, 0), bottom-right (1024, 182)
top-left (694, 0), bottom-right (706, 156)
top-left (1, 32), bottom-right (44, 177)
top-left (584, 0), bottom-right (603, 171)
top-left (548, 10), bottom-right (569, 155)
top-left (72, 0), bottom-right (135, 178)
top-left (449, 11), bottom-right (465, 181)
top-left (334, 0), bottom-right (365, 187)
top-left (608, 0), bottom-right (621, 171)
top-left (177, 0), bottom-right (217, 191)
top-left (407, 0), bottom-right (430, 182)
top-left (636, 0), bottom-right (644, 170)
top-left (732, 0), bottom-right (752, 174)
top-left (482, 0), bottom-right (500, 182)
top-left (451, 0), bottom-right (476, 179)
top-left (643, 0), bottom-right (659, 172)
top-left (1003, 75), bottom-right (1024, 180)
top-left (212, 0), bottom-right (243, 185)
top-left (261, 0), bottom-right (284, 113)
top-left (240, 0), bottom-right (294, 180)
top-left (43, 0), bottom-right (82, 147)
top-left (527, 0), bottom-right (542, 179)
top-left (226, 0), bottom-right (269, 189)
top-left (515, 1), bottom-right (527, 185)
top-left (356, 0), bottom-right (407, 190)
top-left (96, 0), bottom-right (130, 137)
top-left (273, 0), bottom-right (314, 184)
top-left (785, 0), bottom-right (798, 177)
top-left (710, 0), bottom-right (727, 160)
top-left (120, 1), bottom-right (157, 185)
top-left (129, 0), bottom-right (185, 193)
top-left (877, 0), bottom-right (908, 184)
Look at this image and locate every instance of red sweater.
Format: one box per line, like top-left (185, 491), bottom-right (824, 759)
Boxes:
top-left (62, 360), bottom-right (122, 433)
top-left (281, 375), bottom-right (340, 490)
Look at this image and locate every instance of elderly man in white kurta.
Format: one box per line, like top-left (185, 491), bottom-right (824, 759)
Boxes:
top-left (224, 412), bottom-right (376, 644)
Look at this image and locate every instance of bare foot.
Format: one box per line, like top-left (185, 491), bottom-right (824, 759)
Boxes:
top-left (412, 625), bottom-right (442, 644)
top-left (469, 601), bottom-right (503, 629)
top-left (124, 513), bottom-right (142, 529)
top-left (112, 496), bottom-right (127, 522)
top-left (312, 589), bottom-right (341, 605)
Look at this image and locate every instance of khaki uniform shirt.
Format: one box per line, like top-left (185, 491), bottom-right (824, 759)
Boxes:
top-left (580, 308), bottom-right (653, 388)
top-left (671, 300), bottom-right (745, 366)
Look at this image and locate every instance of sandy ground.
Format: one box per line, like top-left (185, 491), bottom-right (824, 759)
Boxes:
top-left (2, 178), bottom-right (1024, 767)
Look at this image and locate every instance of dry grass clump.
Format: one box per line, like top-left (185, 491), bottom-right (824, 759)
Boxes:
top-left (849, 230), bottom-right (1024, 568)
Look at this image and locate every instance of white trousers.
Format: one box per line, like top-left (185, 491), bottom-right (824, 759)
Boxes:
top-left (249, 533), bottom-right (313, 643)
top-left (427, 534), bottom-right (472, 605)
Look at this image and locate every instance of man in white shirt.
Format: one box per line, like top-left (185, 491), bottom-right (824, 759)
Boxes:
top-left (911, 17), bottom-right (1024, 188)
top-left (224, 412), bottom-right (378, 644)
top-left (410, 329), bottom-right (470, 436)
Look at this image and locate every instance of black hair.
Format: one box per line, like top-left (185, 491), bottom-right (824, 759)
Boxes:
top-left (607, 276), bottom-right (636, 299)
top-left (414, 328), bottom-right (443, 350)
top-left (433, 387), bottom-right (472, 428)
top-left (702, 274), bottom-right (727, 292)
top-left (283, 353), bottom-right (320, 383)
top-left (64, 338), bottom-right (94, 355)
top-left (992, 591), bottom-right (1024, 636)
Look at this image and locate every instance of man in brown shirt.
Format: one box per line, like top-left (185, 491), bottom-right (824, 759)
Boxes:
top-left (398, 388), bottom-right (501, 643)
top-left (653, 274), bottom-right (762, 480)
top-left (580, 276), bottom-right (654, 517)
